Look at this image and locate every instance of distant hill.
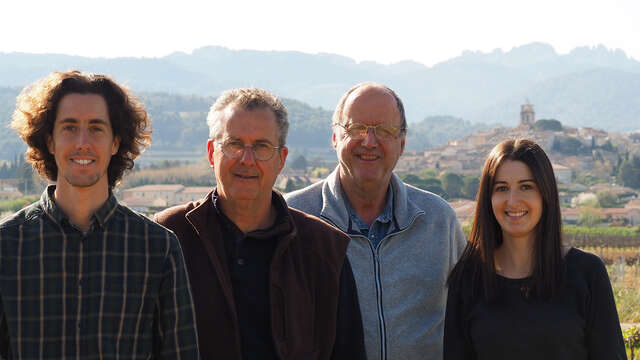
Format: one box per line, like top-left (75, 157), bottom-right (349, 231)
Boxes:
top-left (1, 42), bottom-right (640, 131)
top-left (0, 89), bottom-right (337, 160)
top-left (475, 68), bottom-right (640, 128)
top-left (0, 90), bottom-right (487, 160)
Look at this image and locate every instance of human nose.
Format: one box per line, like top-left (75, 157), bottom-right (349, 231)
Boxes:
top-left (506, 189), bottom-right (521, 204)
top-left (239, 144), bottom-right (256, 164)
top-left (75, 128), bottom-right (91, 151)
top-left (360, 128), bottom-right (378, 147)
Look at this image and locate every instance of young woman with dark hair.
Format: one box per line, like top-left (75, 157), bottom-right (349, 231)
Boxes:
top-left (443, 138), bottom-right (626, 360)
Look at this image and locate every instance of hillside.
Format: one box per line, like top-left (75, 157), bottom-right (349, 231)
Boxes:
top-left (1, 42), bottom-right (640, 131)
top-left (0, 90), bottom-right (488, 160)
top-left (0, 89), bottom-right (337, 159)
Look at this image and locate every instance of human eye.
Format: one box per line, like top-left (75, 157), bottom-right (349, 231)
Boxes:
top-left (61, 124), bottom-right (76, 132)
top-left (90, 125), bottom-right (105, 133)
top-left (494, 185), bottom-right (508, 192)
top-left (521, 182), bottom-right (536, 191)
top-left (224, 140), bottom-right (244, 152)
top-left (346, 123), bottom-right (367, 137)
top-left (376, 125), bottom-right (397, 139)
top-left (253, 142), bottom-right (274, 159)
top-left (253, 142), bottom-right (272, 151)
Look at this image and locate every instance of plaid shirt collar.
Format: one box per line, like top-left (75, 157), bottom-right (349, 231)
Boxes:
top-left (40, 184), bottom-right (120, 230)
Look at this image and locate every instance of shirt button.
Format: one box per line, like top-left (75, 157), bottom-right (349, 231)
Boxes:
top-left (237, 258), bottom-right (246, 265)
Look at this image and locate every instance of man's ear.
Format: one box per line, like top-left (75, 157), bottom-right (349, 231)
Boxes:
top-left (332, 131), bottom-right (338, 149)
top-left (278, 146), bottom-right (288, 172)
top-left (207, 140), bottom-right (215, 167)
top-left (111, 136), bottom-right (120, 155)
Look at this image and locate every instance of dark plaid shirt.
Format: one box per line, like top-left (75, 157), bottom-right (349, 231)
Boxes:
top-left (0, 186), bottom-right (199, 359)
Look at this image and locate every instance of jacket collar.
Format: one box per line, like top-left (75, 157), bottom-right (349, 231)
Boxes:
top-left (211, 189), bottom-right (295, 242)
top-left (319, 167), bottom-right (424, 232)
top-left (183, 188), bottom-right (298, 327)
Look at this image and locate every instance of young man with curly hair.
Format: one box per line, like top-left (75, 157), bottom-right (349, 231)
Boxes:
top-left (0, 70), bottom-right (199, 359)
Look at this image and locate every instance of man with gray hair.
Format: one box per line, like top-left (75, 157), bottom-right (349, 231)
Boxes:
top-left (155, 88), bottom-right (365, 360)
top-left (286, 82), bottom-right (466, 360)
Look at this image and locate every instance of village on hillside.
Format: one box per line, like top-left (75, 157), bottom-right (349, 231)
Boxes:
top-left (396, 104), bottom-right (640, 226)
top-left (1, 104), bottom-right (640, 227)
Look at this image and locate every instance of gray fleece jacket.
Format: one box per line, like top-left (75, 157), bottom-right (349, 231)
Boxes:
top-left (285, 169), bottom-right (466, 360)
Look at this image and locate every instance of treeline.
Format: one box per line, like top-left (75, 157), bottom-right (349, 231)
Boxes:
top-left (618, 154), bottom-right (640, 189)
top-left (121, 161), bottom-right (214, 189)
top-left (0, 155), bottom-right (23, 178)
top-left (400, 170), bottom-right (479, 200)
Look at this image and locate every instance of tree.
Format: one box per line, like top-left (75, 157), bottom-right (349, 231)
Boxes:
top-left (617, 155), bottom-right (640, 189)
top-left (441, 172), bottom-right (464, 199)
top-left (552, 136), bottom-right (589, 155)
top-left (290, 155), bottom-right (308, 171)
top-left (17, 161), bottom-right (36, 195)
top-left (420, 169), bottom-right (437, 178)
top-left (401, 174), bottom-right (423, 187)
top-left (578, 207), bottom-right (601, 227)
top-left (534, 119), bottom-right (562, 131)
top-left (462, 175), bottom-right (480, 200)
top-left (596, 190), bottom-right (618, 208)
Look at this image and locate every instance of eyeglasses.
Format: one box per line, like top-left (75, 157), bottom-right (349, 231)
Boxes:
top-left (334, 122), bottom-right (405, 141)
top-left (216, 139), bottom-right (282, 161)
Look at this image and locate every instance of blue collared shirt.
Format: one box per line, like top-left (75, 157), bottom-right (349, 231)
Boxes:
top-left (343, 183), bottom-right (395, 250)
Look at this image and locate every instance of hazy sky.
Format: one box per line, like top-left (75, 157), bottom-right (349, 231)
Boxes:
top-left (2, 0), bottom-right (639, 66)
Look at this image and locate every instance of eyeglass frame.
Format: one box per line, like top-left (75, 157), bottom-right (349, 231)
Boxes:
top-left (213, 138), bottom-right (283, 161)
top-left (333, 122), bottom-right (406, 140)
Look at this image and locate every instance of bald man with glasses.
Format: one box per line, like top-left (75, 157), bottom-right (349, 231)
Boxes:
top-left (286, 82), bottom-right (466, 360)
top-left (154, 88), bottom-right (365, 360)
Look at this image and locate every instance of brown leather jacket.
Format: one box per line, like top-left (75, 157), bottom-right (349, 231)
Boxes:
top-left (154, 191), bottom-right (362, 360)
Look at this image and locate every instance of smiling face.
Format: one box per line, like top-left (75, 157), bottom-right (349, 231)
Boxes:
top-left (207, 106), bottom-right (287, 204)
top-left (333, 85), bottom-right (405, 192)
top-left (491, 160), bottom-right (543, 244)
top-left (47, 93), bottom-right (120, 193)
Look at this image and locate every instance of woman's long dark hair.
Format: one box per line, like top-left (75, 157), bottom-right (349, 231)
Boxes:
top-left (447, 139), bottom-right (564, 301)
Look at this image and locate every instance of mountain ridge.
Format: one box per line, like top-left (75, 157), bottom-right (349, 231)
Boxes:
top-left (1, 42), bottom-right (639, 132)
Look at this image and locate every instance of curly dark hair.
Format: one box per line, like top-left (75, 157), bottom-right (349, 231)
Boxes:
top-left (11, 70), bottom-right (151, 189)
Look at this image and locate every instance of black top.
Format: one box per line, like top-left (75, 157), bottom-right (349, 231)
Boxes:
top-left (444, 247), bottom-right (627, 360)
top-left (213, 191), bottom-right (365, 360)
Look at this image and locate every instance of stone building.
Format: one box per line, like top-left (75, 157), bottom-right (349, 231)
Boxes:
top-left (520, 104), bottom-right (535, 127)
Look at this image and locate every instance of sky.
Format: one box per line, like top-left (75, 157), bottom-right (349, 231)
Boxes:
top-left (2, 0), bottom-right (640, 66)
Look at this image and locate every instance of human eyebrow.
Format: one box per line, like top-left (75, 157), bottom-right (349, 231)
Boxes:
top-left (254, 139), bottom-right (276, 146)
top-left (88, 119), bottom-right (110, 126)
top-left (518, 179), bottom-right (536, 183)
